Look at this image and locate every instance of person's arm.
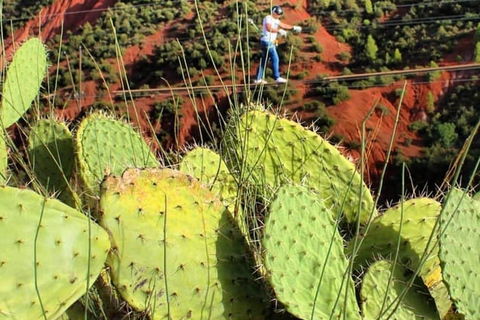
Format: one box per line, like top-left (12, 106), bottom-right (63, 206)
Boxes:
top-left (265, 17), bottom-right (301, 34)
top-left (279, 21), bottom-right (294, 30)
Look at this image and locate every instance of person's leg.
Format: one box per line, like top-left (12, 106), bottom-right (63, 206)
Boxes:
top-left (256, 41), bottom-right (269, 80)
top-left (269, 45), bottom-right (280, 80)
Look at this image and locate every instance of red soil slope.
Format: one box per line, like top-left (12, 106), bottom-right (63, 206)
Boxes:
top-left (2, 0), bottom-right (474, 187)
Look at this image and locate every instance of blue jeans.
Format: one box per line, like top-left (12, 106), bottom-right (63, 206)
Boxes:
top-left (256, 40), bottom-right (280, 80)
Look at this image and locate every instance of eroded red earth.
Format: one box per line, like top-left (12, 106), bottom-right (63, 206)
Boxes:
top-left (2, 0), bottom-right (475, 189)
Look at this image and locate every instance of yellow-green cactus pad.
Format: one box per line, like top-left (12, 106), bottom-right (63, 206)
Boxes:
top-left (263, 184), bottom-right (361, 319)
top-left (75, 113), bottom-right (158, 197)
top-left (1, 38), bottom-right (47, 128)
top-left (347, 197), bottom-right (441, 278)
top-left (28, 119), bottom-right (74, 196)
top-left (226, 110), bottom-right (375, 225)
top-left (0, 186), bottom-right (110, 319)
top-left (179, 146), bottom-right (248, 235)
top-left (99, 168), bottom-right (267, 319)
top-left (0, 136), bottom-right (7, 184)
top-left (439, 188), bottom-right (480, 320)
top-left (361, 260), bottom-right (439, 319)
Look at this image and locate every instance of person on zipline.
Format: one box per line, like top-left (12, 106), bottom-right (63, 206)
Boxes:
top-left (254, 5), bottom-right (302, 85)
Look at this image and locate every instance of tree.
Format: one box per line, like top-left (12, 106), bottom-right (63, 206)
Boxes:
top-left (364, 0), bottom-right (373, 14)
top-left (474, 42), bottom-right (480, 63)
top-left (365, 35), bottom-right (378, 61)
top-left (426, 91), bottom-right (435, 113)
top-left (475, 23), bottom-right (480, 44)
top-left (392, 48), bottom-right (402, 64)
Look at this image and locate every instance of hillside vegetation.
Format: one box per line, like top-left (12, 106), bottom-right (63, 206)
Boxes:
top-left (2, 0), bottom-right (480, 195)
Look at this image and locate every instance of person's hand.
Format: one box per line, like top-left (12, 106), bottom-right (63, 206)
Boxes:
top-left (293, 26), bottom-right (302, 33)
top-left (278, 29), bottom-right (288, 37)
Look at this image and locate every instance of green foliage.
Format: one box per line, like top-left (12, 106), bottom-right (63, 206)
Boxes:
top-left (392, 48), bottom-right (402, 64)
top-left (150, 97), bottom-right (183, 121)
top-left (311, 81), bottom-right (351, 105)
top-left (364, 0), bottom-right (373, 15)
top-left (408, 120), bottom-right (429, 133)
top-left (474, 42), bottom-right (480, 63)
top-left (428, 61), bottom-right (442, 82)
top-left (432, 122), bottom-right (458, 148)
top-left (365, 34), bottom-right (378, 61)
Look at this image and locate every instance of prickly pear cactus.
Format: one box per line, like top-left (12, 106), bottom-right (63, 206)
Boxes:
top-left (99, 168), bottom-right (267, 319)
top-left (179, 146), bottom-right (248, 234)
top-left (1, 38), bottom-right (47, 128)
top-left (75, 113), bottom-right (158, 198)
top-left (0, 136), bottom-right (7, 183)
top-left (28, 118), bottom-right (74, 196)
top-left (423, 265), bottom-right (455, 320)
top-left (226, 109), bottom-right (375, 225)
top-left (0, 185), bottom-right (110, 319)
top-left (179, 146), bottom-right (237, 210)
top-left (347, 197), bottom-right (441, 278)
top-left (263, 184), bottom-right (361, 319)
top-left (439, 187), bottom-right (480, 320)
top-left (360, 260), bottom-right (439, 319)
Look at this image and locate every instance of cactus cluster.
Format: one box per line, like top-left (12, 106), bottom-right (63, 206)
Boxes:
top-left (0, 37), bottom-right (478, 320)
top-left (225, 109), bottom-right (376, 226)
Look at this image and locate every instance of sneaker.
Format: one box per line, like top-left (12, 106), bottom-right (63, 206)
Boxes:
top-left (275, 77), bottom-right (287, 84)
top-left (254, 79), bottom-right (267, 85)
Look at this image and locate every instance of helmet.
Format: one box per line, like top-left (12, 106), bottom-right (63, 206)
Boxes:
top-left (272, 6), bottom-right (283, 15)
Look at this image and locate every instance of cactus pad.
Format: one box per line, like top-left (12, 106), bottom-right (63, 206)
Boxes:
top-left (75, 113), bottom-right (158, 197)
top-left (99, 168), bottom-right (267, 319)
top-left (347, 197), bottom-right (441, 278)
top-left (179, 146), bottom-right (248, 234)
top-left (0, 185), bottom-right (110, 319)
top-left (1, 38), bottom-right (47, 128)
top-left (28, 118), bottom-right (74, 196)
top-left (226, 109), bottom-right (375, 225)
top-left (179, 146), bottom-right (238, 211)
top-left (263, 184), bottom-right (361, 319)
top-left (360, 260), bottom-right (439, 319)
top-left (0, 136), bottom-right (7, 184)
top-left (439, 188), bottom-right (480, 320)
